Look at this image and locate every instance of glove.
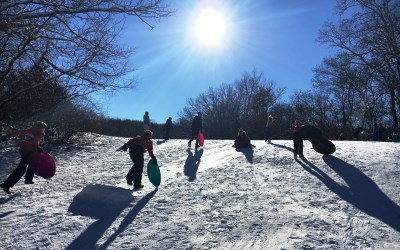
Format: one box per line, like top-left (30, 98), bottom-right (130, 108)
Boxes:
top-left (121, 144), bottom-right (129, 151)
top-left (151, 156), bottom-right (158, 165)
top-left (1, 135), bottom-right (10, 142)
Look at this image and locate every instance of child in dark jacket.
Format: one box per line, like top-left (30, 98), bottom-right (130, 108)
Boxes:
top-left (0, 121), bottom-right (47, 194)
top-left (264, 115), bottom-right (274, 143)
top-left (119, 130), bottom-right (157, 190)
top-left (188, 112), bottom-right (203, 148)
top-left (233, 128), bottom-right (252, 148)
top-left (292, 120), bottom-right (304, 158)
top-left (164, 117), bottom-right (173, 140)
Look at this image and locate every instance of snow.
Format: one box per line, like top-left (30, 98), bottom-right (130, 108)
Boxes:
top-left (1, 133), bottom-right (400, 249)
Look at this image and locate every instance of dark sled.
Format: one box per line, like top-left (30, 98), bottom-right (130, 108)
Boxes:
top-left (300, 125), bottom-right (336, 155)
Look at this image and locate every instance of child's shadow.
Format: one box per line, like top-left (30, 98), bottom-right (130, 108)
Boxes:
top-left (66, 185), bottom-right (157, 249)
top-left (184, 148), bottom-right (203, 182)
top-left (297, 156), bottom-right (400, 232)
top-left (235, 147), bottom-right (254, 163)
top-left (156, 140), bottom-right (167, 145)
top-left (270, 142), bottom-right (293, 153)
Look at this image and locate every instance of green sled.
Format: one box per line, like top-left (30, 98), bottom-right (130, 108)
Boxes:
top-left (147, 159), bottom-right (161, 187)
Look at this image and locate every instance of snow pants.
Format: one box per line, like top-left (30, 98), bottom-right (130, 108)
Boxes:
top-left (127, 145), bottom-right (145, 186)
top-left (188, 128), bottom-right (200, 146)
top-left (3, 149), bottom-right (34, 188)
top-left (293, 132), bottom-right (304, 156)
top-left (265, 126), bottom-right (272, 142)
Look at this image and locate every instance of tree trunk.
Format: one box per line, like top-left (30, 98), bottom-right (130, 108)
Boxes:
top-left (389, 86), bottom-right (399, 132)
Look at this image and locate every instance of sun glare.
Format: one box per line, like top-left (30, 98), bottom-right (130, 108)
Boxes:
top-left (195, 8), bottom-right (226, 47)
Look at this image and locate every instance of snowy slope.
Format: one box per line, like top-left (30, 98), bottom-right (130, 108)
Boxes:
top-left (1, 133), bottom-right (400, 249)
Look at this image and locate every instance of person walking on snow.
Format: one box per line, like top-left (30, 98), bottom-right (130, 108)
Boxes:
top-left (119, 130), bottom-right (158, 190)
top-left (292, 120), bottom-right (304, 158)
top-left (0, 121), bottom-right (47, 194)
top-left (164, 117), bottom-right (173, 140)
top-left (188, 112), bottom-right (203, 148)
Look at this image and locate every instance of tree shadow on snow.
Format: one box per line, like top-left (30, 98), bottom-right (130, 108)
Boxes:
top-left (66, 184), bottom-right (155, 250)
top-left (296, 156), bottom-right (400, 232)
top-left (184, 148), bottom-right (203, 182)
top-left (235, 147), bottom-right (254, 163)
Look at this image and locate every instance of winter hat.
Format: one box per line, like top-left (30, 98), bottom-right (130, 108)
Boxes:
top-left (143, 130), bottom-right (153, 137)
top-left (34, 121), bottom-right (47, 129)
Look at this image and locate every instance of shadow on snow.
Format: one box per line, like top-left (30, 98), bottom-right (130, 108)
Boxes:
top-left (235, 147), bottom-right (254, 164)
top-left (297, 156), bottom-right (400, 232)
top-left (66, 184), bottom-right (157, 249)
top-left (184, 148), bottom-right (203, 182)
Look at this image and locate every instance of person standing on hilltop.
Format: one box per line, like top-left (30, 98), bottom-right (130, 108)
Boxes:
top-left (292, 120), bottom-right (304, 158)
top-left (372, 122), bottom-right (379, 141)
top-left (143, 111), bottom-right (150, 131)
top-left (188, 112), bottom-right (203, 148)
top-left (164, 117), bottom-right (173, 140)
top-left (264, 115), bottom-right (274, 143)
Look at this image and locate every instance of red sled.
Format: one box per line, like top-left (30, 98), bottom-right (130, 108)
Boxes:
top-left (29, 152), bottom-right (56, 179)
top-left (198, 131), bottom-right (204, 146)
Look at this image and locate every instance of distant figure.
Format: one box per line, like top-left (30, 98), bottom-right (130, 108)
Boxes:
top-left (164, 117), bottom-right (173, 140)
top-left (292, 120), bottom-right (304, 158)
top-left (379, 123), bottom-right (385, 141)
top-left (143, 111), bottom-right (150, 131)
top-left (233, 128), bottom-right (252, 148)
top-left (372, 123), bottom-right (379, 141)
top-left (188, 112), bottom-right (203, 148)
top-left (264, 115), bottom-right (274, 143)
top-left (119, 130), bottom-right (157, 190)
top-left (350, 124), bottom-right (363, 140)
top-left (0, 121), bottom-right (47, 194)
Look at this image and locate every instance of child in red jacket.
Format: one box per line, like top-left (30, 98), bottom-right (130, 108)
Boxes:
top-left (1, 121), bottom-right (47, 194)
top-left (119, 130), bottom-right (158, 190)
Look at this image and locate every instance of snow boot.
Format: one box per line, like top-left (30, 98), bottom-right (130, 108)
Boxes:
top-left (0, 183), bottom-right (11, 194)
top-left (133, 184), bottom-right (144, 190)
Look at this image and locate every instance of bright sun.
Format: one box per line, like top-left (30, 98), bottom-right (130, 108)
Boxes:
top-left (195, 8), bottom-right (226, 47)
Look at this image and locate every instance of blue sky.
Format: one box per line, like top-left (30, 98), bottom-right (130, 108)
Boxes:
top-left (97, 0), bottom-right (338, 124)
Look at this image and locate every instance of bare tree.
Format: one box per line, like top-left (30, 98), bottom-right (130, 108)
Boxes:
top-left (317, 0), bottom-right (400, 131)
top-left (179, 70), bottom-right (286, 139)
top-left (0, 0), bottom-right (173, 113)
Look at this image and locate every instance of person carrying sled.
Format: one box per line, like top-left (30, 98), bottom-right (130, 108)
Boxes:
top-left (0, 121), bottom-right (47, 194)
top-left (119, 130), bottom-right (158, 190)
top-left (292, 120), bottom-right (304, 158)
top-left (233, 128), bottom-right (252, 148)
top-left (164, 117), bottom-right (173, 140)
top-left (188, 112), bottom-right (203, 148)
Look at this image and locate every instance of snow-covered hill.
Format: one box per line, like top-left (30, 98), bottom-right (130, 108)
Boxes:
top-left (1, 133), bottom-right (400, 249)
